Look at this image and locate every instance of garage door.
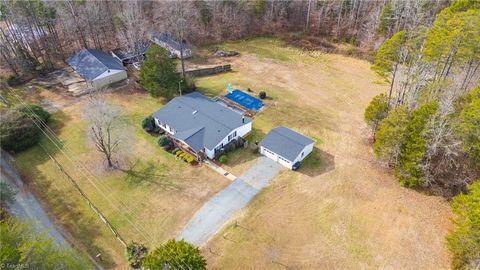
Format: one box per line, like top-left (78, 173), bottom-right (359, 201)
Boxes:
top-left (277, 155), bottom-right (292, 168)
top-left (262, 147), bottom-right (278, 162)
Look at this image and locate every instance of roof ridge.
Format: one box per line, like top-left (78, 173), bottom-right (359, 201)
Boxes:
top-left (272, 128), bottom-right (310, 147)
top-left (85, 49), bottom-right (111, 70)
top-left (183, 126), bottom-right (205, 141)
top-left (175, 95), bottom-right (237, 131)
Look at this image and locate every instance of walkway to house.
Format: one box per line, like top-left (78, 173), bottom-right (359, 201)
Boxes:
top-left (177, 157), bottom-right (282, 246)
top-left (203, 160), bottom-right (237, 181)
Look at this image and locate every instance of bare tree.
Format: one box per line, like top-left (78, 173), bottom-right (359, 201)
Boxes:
top-left (168, 0), bottom-right (188, 79)
top-left (115, 1), bottom-right (148, 62)
top-left (84, 90), bottom-right (130, 168)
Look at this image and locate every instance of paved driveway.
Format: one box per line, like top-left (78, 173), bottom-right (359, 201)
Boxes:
top-left (1, 152), bottom-right (68, 246)
top-left (177, 157), bottom-right (282, 246)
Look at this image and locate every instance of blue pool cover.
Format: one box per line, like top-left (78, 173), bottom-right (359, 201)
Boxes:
top-left (225, 89), bottom-right (264, 110)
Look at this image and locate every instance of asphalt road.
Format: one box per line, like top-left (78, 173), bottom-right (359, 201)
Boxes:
top-left (177, 157), bottom-right (282, 246)
top-left (1, 151), bottom-right (68, 246)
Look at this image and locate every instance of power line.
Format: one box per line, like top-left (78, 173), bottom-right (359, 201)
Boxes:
top-left (39, 143), bottom-right (127, 247)
top-left (6, 87), bottom-right (192, 270)
top-left (7, 89), bottom-right (191, 269)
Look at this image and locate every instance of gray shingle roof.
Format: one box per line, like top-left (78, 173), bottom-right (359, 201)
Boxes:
top-left (260, 126), bottom-right (314, 162)
top-left (111, 42), bottom-right (151, 61)
top-left (67, 49), bottom-right (125, 81)
top-left (153, 92), bottom-right (251, 151)
top-left (150, 32), bottom-right (188, 51)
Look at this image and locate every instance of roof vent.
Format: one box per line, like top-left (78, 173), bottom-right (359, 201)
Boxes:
top-left (192, 110), bottom-right (198, 115)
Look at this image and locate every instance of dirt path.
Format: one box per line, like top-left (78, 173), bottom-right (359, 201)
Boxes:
top-left (202, 51), bottom-right (452, 269)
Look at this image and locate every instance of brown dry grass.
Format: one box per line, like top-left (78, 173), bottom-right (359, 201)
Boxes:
top-left (13, 89), bottom-right (230, 269)
top-left (197, 38), bottom-right (452, 270)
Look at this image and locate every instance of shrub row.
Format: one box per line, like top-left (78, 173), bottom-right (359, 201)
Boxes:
top-left (174, 150), bottom-right (196, 164)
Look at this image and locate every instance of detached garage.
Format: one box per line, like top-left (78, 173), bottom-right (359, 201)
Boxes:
top-left (67, 48), bottom-right (127, 90)
top-left (260, 126), bottom-right (314, 170)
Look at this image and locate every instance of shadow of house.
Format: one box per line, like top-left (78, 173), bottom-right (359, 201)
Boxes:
top-left (298, 147), bottom-right (335, 177)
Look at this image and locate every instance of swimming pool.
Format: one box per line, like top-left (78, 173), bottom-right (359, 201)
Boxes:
top-left (225, 89), bottom-right (264, 110)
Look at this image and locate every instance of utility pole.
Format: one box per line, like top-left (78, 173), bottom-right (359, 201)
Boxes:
top-left (40, 144), bottom-right (127, 247)
top-left (178, 79), bottom-right (183, 96)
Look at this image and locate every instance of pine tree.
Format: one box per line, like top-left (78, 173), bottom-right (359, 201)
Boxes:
top-left (140, 44), bottom-right (181, 98)
top-left (395, 102), bottom-right (438, 187)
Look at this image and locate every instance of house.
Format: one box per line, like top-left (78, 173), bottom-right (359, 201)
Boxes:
top-left (67, 48), bottom-right (127, 90)
top-left (149, 32), bottom-right (193, 59)
top-left (153, 92), bottom-right (252, 160)
top-left (111, 41), bottom-right (151, 65)
top-left (260, 126), bottom-right (315, 170)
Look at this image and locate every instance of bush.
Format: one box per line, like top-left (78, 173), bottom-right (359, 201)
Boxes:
top-left (142, 239), bottom-right (206, 270)
top-left (0, 105), bottom-right (50, 153)
top-left (19, 104), bottom-right (50, 123)
top-left (364, 93), bottom-right (389, 131)
top-left (126, 241), bottom-right (148, 268)
top-left (373, 105), bottom-right (410, 166)
top-left (142, 116), bottom-right (155, 131)
top-left (447, 180), bottom-right (480, 270)
top-left (158, 136), bottom-right (170, 147)
top-left (259, 91), bottom-right (267, 99)
top-left (219, 155), bottom-right (229, 164)
top-left (6, 74), bottom-right (21, 86)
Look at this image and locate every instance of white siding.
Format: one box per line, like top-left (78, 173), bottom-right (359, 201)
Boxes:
top-left (205, 121), bottom-right (252, 159)
top-left (261, 142), bottom-right (314, 170)
top-left (292, 143), bottom-right (314, 164)
top-left (155, 119), bottom-right (174, 135)
top-left (260, 146), bottom-right (293, 169)
top-left (91, 69), bottom-right (127, 89)
top-left (153, 118), bottom-right (252, 159)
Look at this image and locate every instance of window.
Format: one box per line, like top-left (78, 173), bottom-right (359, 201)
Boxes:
top-left (228, 131), bottom-right (237, 142)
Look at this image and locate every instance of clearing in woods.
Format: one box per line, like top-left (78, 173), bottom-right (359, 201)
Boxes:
top-left (5, 38), bottom-right (451, 269)
top-left (195, 38), bottom-right (452, 269)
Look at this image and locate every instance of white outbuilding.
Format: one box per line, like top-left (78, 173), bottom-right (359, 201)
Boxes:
top-left (260, 126), bottom-right (314, 170)
top-left (67, 48), bottom-right (127, 90)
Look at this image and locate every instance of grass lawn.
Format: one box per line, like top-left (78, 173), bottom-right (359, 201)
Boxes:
top-left (8, 36), bottom-right (453, 269)
top-left (13, 89), bottom-right (230, 269)
top-left (195, 37), bottom-right (452, 269)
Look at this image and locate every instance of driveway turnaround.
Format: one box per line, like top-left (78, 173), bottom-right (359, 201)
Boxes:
top-left (177, 157), bottom-right (282, 246)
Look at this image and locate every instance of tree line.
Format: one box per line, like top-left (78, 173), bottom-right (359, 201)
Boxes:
top-left (365, 1), bottom-right (479, 269)
top-left (1, 0), bottom-right (451, 79)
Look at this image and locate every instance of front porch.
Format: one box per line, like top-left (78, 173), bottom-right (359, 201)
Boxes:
top-left (167, 134), bottom-right (205, 162)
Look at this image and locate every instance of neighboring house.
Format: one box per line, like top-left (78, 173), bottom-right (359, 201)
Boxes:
top-left (111, 41), bottom-right (151, 65)
top-left (149, 32), bottom-right (193, 59)
top-left (260, 126), bottom-right (315, 170)
top-left (67, 48), bottom-right (127, 90)
top-left (153, 92), bottom-right (252, 160)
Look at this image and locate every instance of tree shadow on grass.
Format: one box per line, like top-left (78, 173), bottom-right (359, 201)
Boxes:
top-left (121, 160), bottom-right (182, 192)
top-left (13, 143), bottom-right (117, 268)
top-left (297, 147), bottom-right (335, 177)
